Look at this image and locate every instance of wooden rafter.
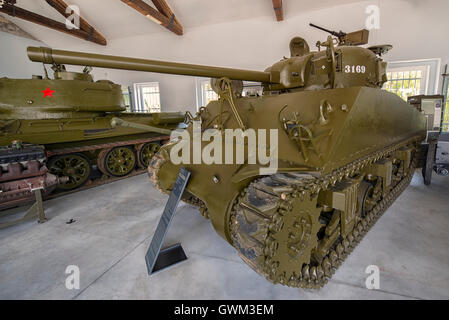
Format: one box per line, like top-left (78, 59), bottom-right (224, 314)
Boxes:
top-left (45, 0), bottom-right (106, 44)
top-left (0, 1), bottom-right (106, 45)
top-left (272, 0), bottom-right (283, 21)
top-left (121, 0), bottom-right (183, 36)
top-left (151, 0), bottom-right (181, 29)
top-left (0, 14), bottom-right (39, 40)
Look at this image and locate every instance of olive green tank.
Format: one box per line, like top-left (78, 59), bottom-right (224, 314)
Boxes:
top-left (27, 25), bottom-right (427, 288)
top-left (0, 64), bottom-right (187, 207)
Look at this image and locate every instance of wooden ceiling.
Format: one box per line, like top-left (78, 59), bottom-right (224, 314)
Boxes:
top-left (0, 0), bottom-right (106, 45)
top-left (272, 0), bottom-right (283, 22)
top-left (0, 0), bottom-right (286, 45)
top-left (121, 0), bottom-right (183, 36)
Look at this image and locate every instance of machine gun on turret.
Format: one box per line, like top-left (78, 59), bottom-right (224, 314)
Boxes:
top-left (309, 23), bottom-right (369, 46)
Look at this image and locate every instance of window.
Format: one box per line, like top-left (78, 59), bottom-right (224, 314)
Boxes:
top-left (384, 59), bottom-right (441, 101)
top-left (196, 78), bottom-right (263, 110)
top-left (197, 79), bottom-right (218, 109)
top-left (133, 82), bottom-right (161, 113)
top-left (385, 67), bottom-right (426, 101)
top-left (443, 67), bottom-right (449, 132)
top-left (242, 81), bottom-right (263, 97)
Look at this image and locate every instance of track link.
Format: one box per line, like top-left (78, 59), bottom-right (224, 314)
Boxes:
top-left (230, 137), bottom-right (421, 288)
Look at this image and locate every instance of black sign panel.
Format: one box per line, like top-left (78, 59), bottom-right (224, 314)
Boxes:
top-left (145, 168), bottom-right (191, 275)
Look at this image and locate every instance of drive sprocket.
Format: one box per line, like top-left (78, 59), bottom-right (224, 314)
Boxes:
top-left (229, 137), bottom-right (421, 288)
top-left (230, 174), bottom-right (321, 284)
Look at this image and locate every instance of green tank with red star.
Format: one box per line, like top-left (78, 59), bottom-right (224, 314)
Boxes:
top-left (0, 64), bottom-right (187, 209)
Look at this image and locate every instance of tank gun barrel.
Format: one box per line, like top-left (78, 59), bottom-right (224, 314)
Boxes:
top-left (27, 47), bottom-right (273, 83)
top-left (110, 117), bottom-right (173, 135)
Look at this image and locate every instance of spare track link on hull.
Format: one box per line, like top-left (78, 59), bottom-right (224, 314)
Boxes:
top-left (229, 136), bottom-right (421, 289)
top-left (148, 153), bottom-right (209, 218)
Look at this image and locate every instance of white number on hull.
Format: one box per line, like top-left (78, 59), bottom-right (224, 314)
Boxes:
top-left (344, 65), bottom-right (366, 74)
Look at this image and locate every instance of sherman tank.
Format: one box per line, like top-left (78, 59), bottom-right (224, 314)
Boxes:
top-left (0, 64), bottom-right (187, 208)
top-left (27, 25), bottom-right (427, 288)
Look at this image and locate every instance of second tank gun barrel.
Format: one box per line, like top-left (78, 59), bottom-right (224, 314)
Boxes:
top-left (27, 47), bottom-right (274, 83)
top-left (110, 117), bottom-right (173, 135)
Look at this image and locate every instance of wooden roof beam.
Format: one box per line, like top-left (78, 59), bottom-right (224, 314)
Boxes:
top-left (151, 0), bottom-right (182, 30)
top-left (0, 14), bottom-right (39, 40)
top-left (272, 0), bottom-right (283, 21)
top-left (121, 0), bottom-right (183, 36)
top-left (44, 0), bottom-right (106, 44)
top-left (0, 2), bottom-right (106, 45)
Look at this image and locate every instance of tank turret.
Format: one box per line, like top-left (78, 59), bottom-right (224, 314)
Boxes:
top-left (0, 67), bottom-right (125, 120)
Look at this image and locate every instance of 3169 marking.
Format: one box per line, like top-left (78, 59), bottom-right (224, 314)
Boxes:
top-left (345, 65), bottom-right (366, 74)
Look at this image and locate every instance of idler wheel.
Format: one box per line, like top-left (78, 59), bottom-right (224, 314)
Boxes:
top-left (98, 146), bottom-right (136, 177)
top-left (137, 142), bottom-right (161, 168)
top-left (47, 153), bottom-right (91, 190)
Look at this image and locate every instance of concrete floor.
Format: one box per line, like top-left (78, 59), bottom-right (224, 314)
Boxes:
top-left (0, 171), bottom-right (448, 300)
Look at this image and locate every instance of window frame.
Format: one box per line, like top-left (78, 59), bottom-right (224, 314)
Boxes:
top-left (385, 58), bottom-right (441, 97)
top-left (133, 82), bottom-right (161, 113)
top-left (385, 65), bottom-right (428, 99)
top-left (196, 78), bottom-right (218, 111)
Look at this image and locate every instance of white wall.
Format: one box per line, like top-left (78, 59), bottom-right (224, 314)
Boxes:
top-left (0, 32), bottom-right (50, 79)
top-left (1, 0), bottom-right (448, 114)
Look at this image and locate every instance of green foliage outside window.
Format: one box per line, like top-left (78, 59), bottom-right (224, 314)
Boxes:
top-left (384, 71), bottom-right (422, 101)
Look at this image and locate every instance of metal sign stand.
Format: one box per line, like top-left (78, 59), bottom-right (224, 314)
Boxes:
top-left (145, 168), bottom-right (190, 275)
top-left (0, 188), bottom-right (47, 229)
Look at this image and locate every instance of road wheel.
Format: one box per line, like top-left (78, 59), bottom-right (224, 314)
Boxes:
top-left (98, 146), bottom-right (136, 177)
top-left (137, 142), bottom-right (161, 168)
top-left (47, 153), bottom-right (91, 190)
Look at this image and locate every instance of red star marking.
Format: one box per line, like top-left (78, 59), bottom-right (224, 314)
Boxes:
top-left (41, 87), bottom-right (55, 98)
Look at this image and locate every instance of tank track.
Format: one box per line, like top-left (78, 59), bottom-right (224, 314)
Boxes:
top-left (148, 153), bottom-right (209, 218)
top-left (44, 168), bottom-right (147, 201)
top-left (0, 144), bottom-right (62, 210)
top-left (148, 152), bottom-right (167, 195)
top-left (0, 138), bottom-right (168, 211)
top-left (229, 136), bottom-right (421, 289)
